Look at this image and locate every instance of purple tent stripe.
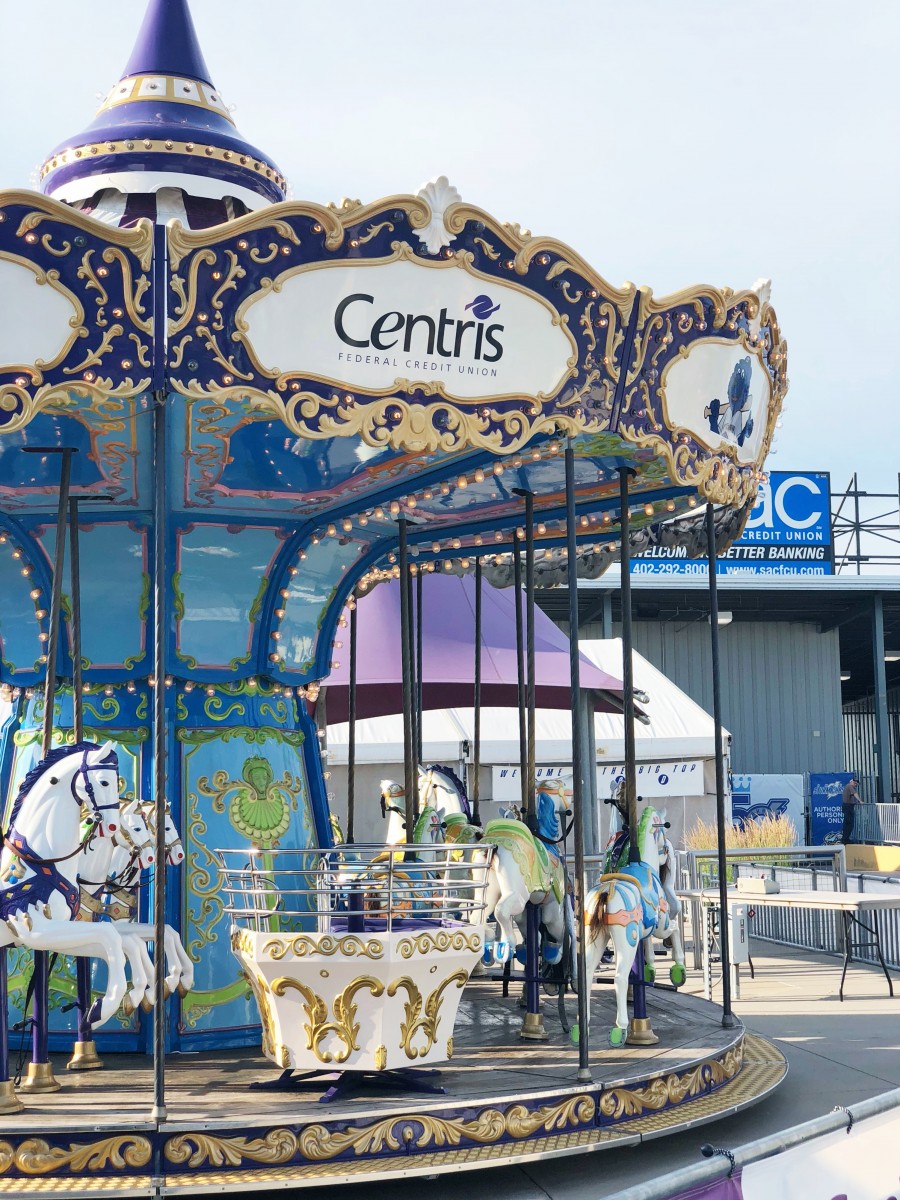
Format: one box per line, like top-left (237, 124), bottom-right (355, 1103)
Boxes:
top-left (323, 575), bottom-right (625, 722)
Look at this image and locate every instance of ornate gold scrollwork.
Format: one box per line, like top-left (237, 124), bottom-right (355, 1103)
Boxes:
top-left (387, 970), bottom-right (469, 1059)
top-left (165, 1129), bottom-right (298, 1169)
top-left (271, 974), bottom-right (384, 1064)
top-left (0, 1135), bottom-right (152, 1175)
top-left (260, 933), bottom-right (384, 960)
top-left (598, 1042), bottom-right (744, 1120)
top-left (396, 929), bottom-right (482, 958)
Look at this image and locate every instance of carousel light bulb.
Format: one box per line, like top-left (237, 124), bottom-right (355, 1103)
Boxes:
top-left (474, 534), bottom-right (483, 546)
top-left (452, 538), bottom-right (461, 549)
top-left (206, 686), bottom-right (216, 696)
top-left (272, 631), bottom-right (281, 640)
top-left (495, 531), bottom-right (503, 541)
top-left (359, 514), bottom-right (368, 526)
top-left (311, 535), bottom-right (319, 545)
top-left (460, 557), bottom-right (470, 568)
top-left (389, 500), bottom-right (400, 515)
top-left (38, 632), bottom-right (48, 642)
top-left (666, 500), bottom-right (676, 512)
top-left (457, 475), bottom-right (468, 489)
top-left (82, 683), bottom-right (90, 693)
top-left (326, 524), bottom-right (336, 536)
top-left (35, 608), bottom-right (47, 619)
top-left (537, 523), bottom-right (547, 535)
top-left (644, 503), bottom-right (654, 516)
top-left (423, 489), bottom-right (433, 500)
top-left (11, 549), bottom-right (21, 559)
top-left (407, 496), bottom-right (417, 509)
top-left (374, 507), bottom-right (385, 519)
top-left (331, 661), bottom-right (340, 669)
top-left (580, 516), bottom-right (589, 527)
top-left (0, 535), bottom-right (6, 544)
top-left (444, 560), bottom-right (452, 570)
top-left (299, 551), bottom-right (307, 561)
top-left (473, 468), bottom-right (484, 483)
top-left (333, 641), bottom-right (343, 649)
top-left (341, 519), bottom-right (353, 531)
top-left (275, 608), bottom-right (285, 619)
top-left (338, 617), bottom-right (347, 628)
top-left (127, 682), bottom-right (136, 694)
top-left (440, 482), bottom-right (451, 495)
top-left (687, 496), bottom-right (697, 507)
top-left (29, 589), bottom-right (40, 600)
top-left (21, 567), bottom-right (30, 577)
top-left (184, 681), bottom-right (194, 692)
top-left (432, 542), bottom-right (440, 554)
top-left (148, 675), bottom-right (156, 687)
top-left (493, 462), bottom-right (504, 476)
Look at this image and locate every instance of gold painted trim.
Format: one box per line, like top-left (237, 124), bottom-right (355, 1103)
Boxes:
top-left (388, 970), bottom-right (469, 1060)
top-left (397, 929), bottom-right (482, 958)
top-left (260, 933), bottom-right (385, 961)
top-left (40, 141), bottom-right (285, 193)
top-left (599, 1042), bottom-right (744, 1120)
top-left (2, 191), bottom-right (154, 270)
top-left (0, 1135), bottom-right (152, 1176)
top-left (270, 974), bottom-right (384, 1065)
top-left (97, 74), bottom-right (235, 124)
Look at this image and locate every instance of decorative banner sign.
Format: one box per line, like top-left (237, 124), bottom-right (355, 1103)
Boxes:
top-left (809, 772), bottom-right (853, 845)
top-left (741, 1105), bottom-right (899, 1200)
top-left (731, 774), bottom-right (805, 841)
top-left (632, 471), bottom-right (833, 578)
top-left (597, 760), bottom-right (705, 799)
top-left (241, 254), bottom-right (577, 404)
top-left (663, 342), bottom-right (769, 465)
top-left (491, 761), bottom-right (704, 805)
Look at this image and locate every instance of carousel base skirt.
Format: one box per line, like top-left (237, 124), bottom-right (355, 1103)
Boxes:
top-left (0, 980), bottom-right (786, 1195)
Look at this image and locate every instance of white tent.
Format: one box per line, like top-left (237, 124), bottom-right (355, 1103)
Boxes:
top-left (326, 638), bottom-right (728, 848)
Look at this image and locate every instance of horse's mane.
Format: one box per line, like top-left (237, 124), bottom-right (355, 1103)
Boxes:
top-left (424, 764), bottom-right (471, 817)
top-left (5, 741), bottom-right (106, 835)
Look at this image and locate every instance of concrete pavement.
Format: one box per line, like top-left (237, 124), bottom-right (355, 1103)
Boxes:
top-left (318, 940), bottom-right (900, 1199)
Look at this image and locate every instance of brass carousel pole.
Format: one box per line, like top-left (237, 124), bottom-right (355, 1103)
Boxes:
top-left (398, 520), bottom-right (416, 839)
top-left (706, 504), bottom-right (735, 1028)
top-left (67, 498), bottom-right (102, 1072)
top-left (565, 440), bottom-right (591, 1080)
top-left (618, 466), bottom-right (657, 1046)
top-left (472, 557), bottom-right (483, 826)
top-left (19, 445), bottom-right (75, 1096)
top-left (347, 600), bottom-right (357, 845)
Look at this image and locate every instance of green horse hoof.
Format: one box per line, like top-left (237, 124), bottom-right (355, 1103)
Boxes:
top-left (643, 964), bottom-right (656, 984)
top-left (609, 1026), bottom-right (626, 1048)
top-left (570, 1023), bottom-right (580, 1047)
top-left (670, 962), bottom-right (686, 988)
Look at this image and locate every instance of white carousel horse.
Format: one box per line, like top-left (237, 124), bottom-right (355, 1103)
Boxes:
top-left (107, 801), bottom-right (193, 1000)
top-left (578, 805), bottom-right (686, 1047)
top-left (0, 741), bottom-right (137, 1027)
top-left (379, 764), bottom-right (470, 846)
top-left (605, 802), bottom-right (682, 928)
top-left (443, 785), bottom-right (571, 966)
top-left (74, 797), bottom-right (159, 1013)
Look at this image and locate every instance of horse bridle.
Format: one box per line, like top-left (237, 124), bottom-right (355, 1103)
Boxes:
top-left (4, 748), bottom-right (120, 868)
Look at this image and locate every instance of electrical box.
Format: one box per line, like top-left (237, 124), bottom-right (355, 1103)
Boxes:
top-left (728, 902), bottom-right (750, 964)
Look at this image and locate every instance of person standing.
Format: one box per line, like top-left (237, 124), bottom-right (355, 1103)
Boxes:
top-left (842, 774), bottom-right (861, 844)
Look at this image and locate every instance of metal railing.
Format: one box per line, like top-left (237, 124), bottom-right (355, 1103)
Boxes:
top-left (678, 846), bottom-right (847, 968)
top-left (216, 843), bottom-right (494, 935)
top-left (855, 802), bottom-right (900, 844)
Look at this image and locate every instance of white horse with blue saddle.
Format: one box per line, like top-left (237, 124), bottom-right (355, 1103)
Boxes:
top-left (0, 741), bottom-right (149, 1027)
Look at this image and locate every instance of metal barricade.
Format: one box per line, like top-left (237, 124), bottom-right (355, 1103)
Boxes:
top-left (856, 803), bottom-right (900, 845)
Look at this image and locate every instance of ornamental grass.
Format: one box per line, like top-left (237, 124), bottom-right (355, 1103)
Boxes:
top-left (684, 811), bottom-right (798, 868)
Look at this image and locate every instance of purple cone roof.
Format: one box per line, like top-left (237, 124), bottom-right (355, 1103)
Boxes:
top-left (122, 0), bottom-right (214, 85)
top-left (323, 575), bottom-right (626, 723)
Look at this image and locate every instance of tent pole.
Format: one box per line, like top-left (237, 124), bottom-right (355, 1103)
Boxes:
top-left (398, 520), bottom-right (416, 838)
top-left (472, 557), bottom-right (482, 825)
top-left (347, 599), bottom-right (357, 845)
top-left (706, 504), bottom-right (735, 1028)
top-left (565, 440), bottom-right (591, 1080)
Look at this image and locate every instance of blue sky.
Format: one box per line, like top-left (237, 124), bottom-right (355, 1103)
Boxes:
top-left (2, 1), bottom-right (896, 497)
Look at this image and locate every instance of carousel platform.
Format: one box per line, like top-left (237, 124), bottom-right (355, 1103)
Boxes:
top-left (0, 976), bottom-right (785, 1196)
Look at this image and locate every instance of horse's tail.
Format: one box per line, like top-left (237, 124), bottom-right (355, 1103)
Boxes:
top-left (588, 887), bottom-right (609, 938)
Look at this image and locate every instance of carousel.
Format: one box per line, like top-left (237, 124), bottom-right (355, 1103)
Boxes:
top-left (0, 0), bottom-right (787, 1191)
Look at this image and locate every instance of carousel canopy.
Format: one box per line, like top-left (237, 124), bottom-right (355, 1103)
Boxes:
top-left (0, 0), bottom-right (786, 697)
top-left (322, 574), bottom-right (625, 721)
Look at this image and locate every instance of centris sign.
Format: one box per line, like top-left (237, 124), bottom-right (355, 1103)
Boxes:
top-left (240, 252), bottom-right (577, 404)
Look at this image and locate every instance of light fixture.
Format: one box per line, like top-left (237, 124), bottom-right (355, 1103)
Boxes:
top-left (708, 611), bottom-right (733, 626)
top-left (840, 670), bottom-right (851, 681)
top-left (885, 651), bottom-right (900, 662)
